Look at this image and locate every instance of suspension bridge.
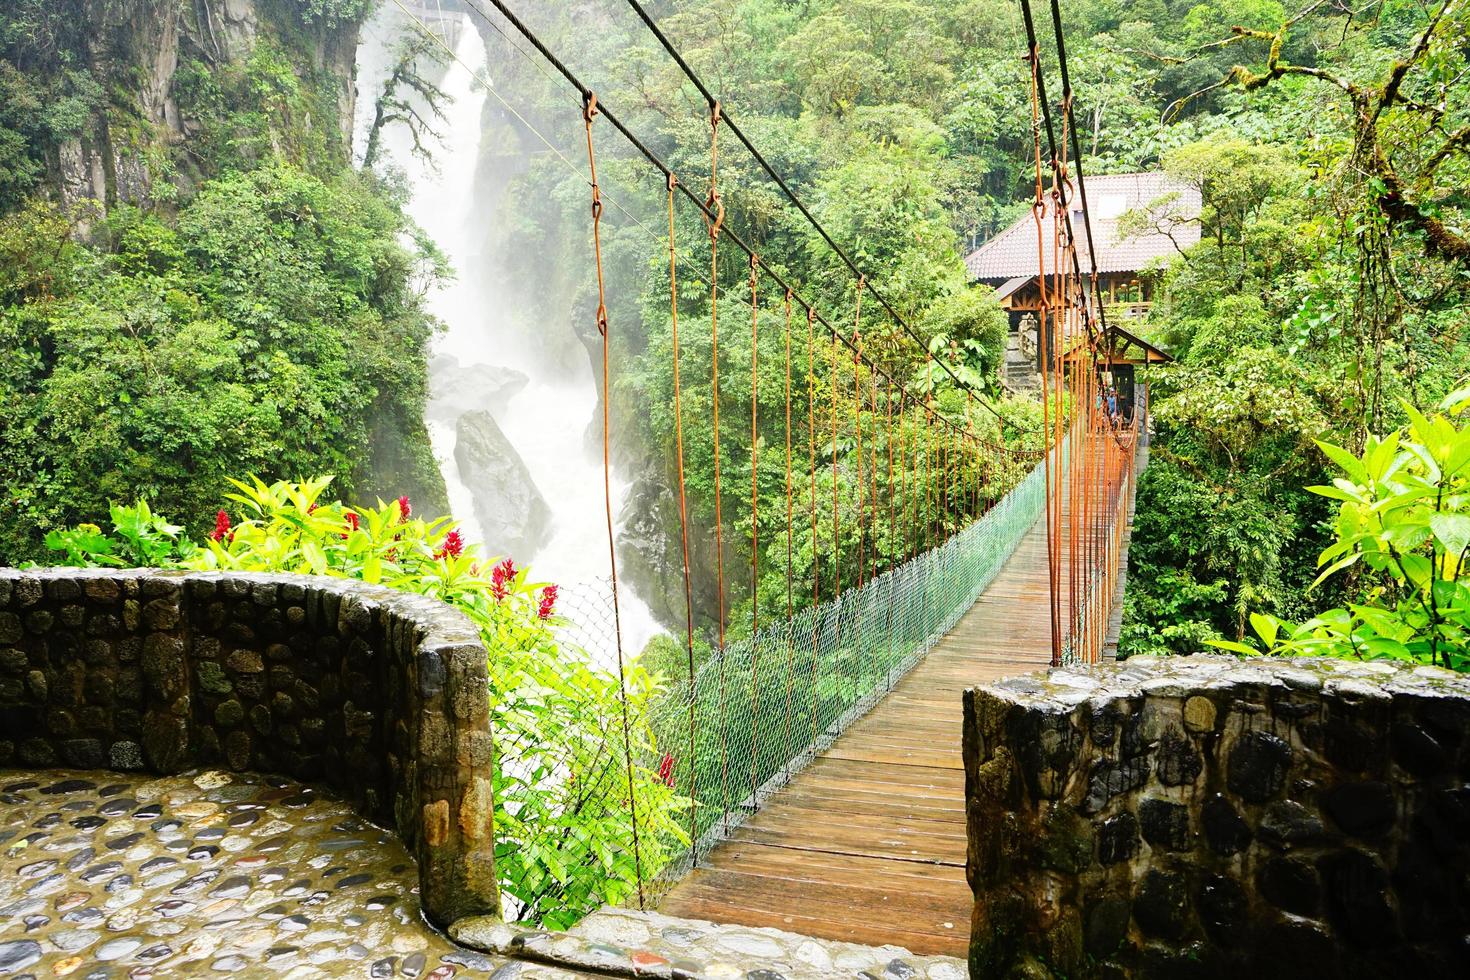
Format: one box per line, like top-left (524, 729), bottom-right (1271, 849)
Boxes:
top-left (393, 0), bottom-right (1151, 959)
top-left (656, 479), bottom-right (1070, 955)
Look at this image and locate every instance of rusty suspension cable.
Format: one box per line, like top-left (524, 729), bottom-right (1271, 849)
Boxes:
top-left (581, 91), bottom-right (644, 906)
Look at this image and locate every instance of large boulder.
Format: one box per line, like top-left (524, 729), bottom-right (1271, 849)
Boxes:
top-left (454, 411), bottom-right (551, 559)
top-left (428, 355), bottom-right (530, 424)
top-left (616, 471), bottom-right (729, 635)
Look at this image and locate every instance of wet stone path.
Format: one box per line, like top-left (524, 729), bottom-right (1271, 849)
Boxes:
top-left (0, 770), bottom-right (590, 979)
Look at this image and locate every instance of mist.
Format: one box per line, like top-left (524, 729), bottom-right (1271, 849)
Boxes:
top-left (353, 3), bottom-right (662, 659)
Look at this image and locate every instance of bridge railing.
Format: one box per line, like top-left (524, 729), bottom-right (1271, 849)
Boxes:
top-left (488, 442), bottom-right (1072, 926)
top-left (638, 453), bottom-right (1052, 900)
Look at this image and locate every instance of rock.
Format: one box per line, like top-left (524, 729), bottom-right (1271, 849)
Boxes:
top-left (1097, 812), bottom-right (1138, 865)
top-left (1318, 850), bottom-right (1396, 943)
top-left (226, 650), bottom-right (263, 674)
top-left (449, 916), bottom-right (518, 953)
top-left (0, 939), bottom-right (42, 973)
top-left (0, 647), bottom-right (27, 673)
top-left (1133, 870), bottom-right (1190, 940)
top-left (215, 700), bottom-right (246, 728)
top-left (1227, 731), bottom-right (1292, 803)
top-left (453, 410), bottom-right (552, 559)
top-left (1390, 723), bottom-right (1447, 776)
top-left (1196, 875), bottom-right (1247, 946)
top-left (1084, 897), bottom-right (1130, 957)
top-left (1258, 857), bottom-right (1320, 915)
top-left (1082, 758), bottom-right (1150, 814)
top-left (1202, 795), bottom-right (1252, 856)
top-left (616, 472), bottom-right (725, 634)
top-left (60, 738), bottom-right (105, 768)
top-left (1322, 781), bottom-right (1396, 839)
top-left (1155, 727), bottom-right (1203, 786)
top-left (1183, 696), bottom-right (1217, 733)
top-left (1259, 800), bottom-right (1325, 848)
top-left (427, 355), bottom-right (529, 424)
top-left (1138, 798), bottom-right (1190, 851)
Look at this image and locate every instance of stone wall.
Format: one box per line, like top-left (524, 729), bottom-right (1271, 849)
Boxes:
top-left (0, 567), bottom-right (499, 925)
top-left (964, 655), bottom-right (1470, 979)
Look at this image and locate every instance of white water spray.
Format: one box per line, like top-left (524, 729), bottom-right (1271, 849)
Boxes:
top-left (355, 10), bottom-right (661, 658)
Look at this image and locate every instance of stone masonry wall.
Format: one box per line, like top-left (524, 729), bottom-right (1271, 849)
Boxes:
top-left (964, 655), bottom-right (1470, 980)
top-left (0, 567), bottom-right (499, 926)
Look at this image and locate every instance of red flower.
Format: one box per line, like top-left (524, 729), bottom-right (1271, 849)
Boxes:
top-left (490, 558), bottom-right (516, 602)
top-left (537, 584), bottom-right (559, 621)
top-left (342, 511), bottom-right (360, 538)
top-left (396, 495), bottom-right (412, 521)
top-left (210, 510), bottom-right (231, 542)
top-left (657, 752), bottom-right (675, 788)
top-left (435, 529), bottom-right (464, 561)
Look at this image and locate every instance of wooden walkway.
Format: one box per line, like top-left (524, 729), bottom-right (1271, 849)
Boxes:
top-left (657, 509), bottom-right (1058, 956)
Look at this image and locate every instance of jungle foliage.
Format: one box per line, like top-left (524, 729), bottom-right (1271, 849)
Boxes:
top-left (463, 0), bottom-right (1467, 659)
top-left (42, 477), bottom-right (688, 928)
top-left (0, 0), bottom-right (447, 564)
top-left (1118, 1), bottom-right (1470, 657)
top-left (1213, 388), bottom-right (1470, 672)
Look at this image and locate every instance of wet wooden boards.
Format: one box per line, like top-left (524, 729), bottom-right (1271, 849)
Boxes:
top-left (656, 512), bottom-right (1059, 957)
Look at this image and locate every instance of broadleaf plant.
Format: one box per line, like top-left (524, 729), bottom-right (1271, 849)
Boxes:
top-left (42, 475), bottom-right (689, 927)
top-left (1211, 385), bottom-right (1470, 672)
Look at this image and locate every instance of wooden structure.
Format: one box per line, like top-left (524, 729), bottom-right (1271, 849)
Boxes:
top-left (658, 505), bottom-right (1064, 957)
top-left (966, 173), bottom-right (1198, 385)
top-left (1099, 323), bottom-right (1171, 420)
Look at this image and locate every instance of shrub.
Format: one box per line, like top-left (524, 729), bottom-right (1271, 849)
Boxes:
top-left (1212, 387), bottom-right (1470, 671)
top-left (43, 475), bottom-right (689, 928)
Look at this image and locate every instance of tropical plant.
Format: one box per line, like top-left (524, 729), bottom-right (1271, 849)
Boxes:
top-left (43, 500), bottom-right (197, 568)
top-left (1211, 388), bottom-right (1470, 672)
top-left (43, 475), bottom-right (689, 928)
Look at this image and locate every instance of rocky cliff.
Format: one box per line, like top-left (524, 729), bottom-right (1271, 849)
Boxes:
top-left (1, 0), bottom-right (450, 523)
top-left (33, 0), bottom-right (360, 213)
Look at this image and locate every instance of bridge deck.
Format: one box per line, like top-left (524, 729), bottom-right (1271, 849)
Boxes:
top-left (656, 509), bottom-right (1057, 956)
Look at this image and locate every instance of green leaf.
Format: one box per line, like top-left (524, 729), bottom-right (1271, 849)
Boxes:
top-left (1206, 639), bottom-right (1260, 656)
top-left (1430, 513), bottom-right (1470, 557)
top-left (1310, 553), bottom-right (1359, 591)
top-left (1307, 483), bottom-right (1364, 503)
top-left (1315, 439), bottom-right (1368, 485)
top-left (1249, 612), bottom-right (1280, 648)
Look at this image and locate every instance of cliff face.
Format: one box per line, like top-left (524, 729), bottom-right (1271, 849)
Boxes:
top-left (46, 0), bottom-right (360, 214)
top-left (0, 0), bottom-right (453, 552)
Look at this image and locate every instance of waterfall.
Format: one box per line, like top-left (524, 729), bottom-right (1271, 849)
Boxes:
top-left (354, 7), bottom-right (661, 659)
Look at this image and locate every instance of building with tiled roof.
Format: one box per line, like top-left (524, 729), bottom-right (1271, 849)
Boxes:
top-left (966, 172), bottom-right (1198, 389)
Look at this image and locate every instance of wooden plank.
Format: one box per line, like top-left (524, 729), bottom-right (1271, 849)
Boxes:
top-left (675, 870), bottom-right (971, 919)
top-left (656, 507), bottom-right (1064, 956)
top-left (699, 841), bottom-right (969, 888)
top-left (726, 822), bottom-right (967, 865)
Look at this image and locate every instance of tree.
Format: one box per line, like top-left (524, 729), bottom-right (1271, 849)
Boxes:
top-left (360, 32), bottom-right (450, 172)
top-left (918, 286), bottom-right (1009, 391)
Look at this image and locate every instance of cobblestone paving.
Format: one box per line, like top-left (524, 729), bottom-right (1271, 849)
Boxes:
top-left (452, 909), bottom-right (969, 980)
top-left (1, 769), bottom-right (970, 980)
top-left (0, 770), bottom-right (594, 979)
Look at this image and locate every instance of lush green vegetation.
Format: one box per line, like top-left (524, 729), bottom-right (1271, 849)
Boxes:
top-left (7, 0), bottom-right (1470, 939)
top-left (1117, 3), bottom-right (1470, 658)
top-left (1213, 388), bottom-right (1470, 672)
top-left (477, 0), bottom-right (1468, 663)
top-left (0, 0), bottom-right (447, 564)
top-left (42, 477), bottom-right (687, 928)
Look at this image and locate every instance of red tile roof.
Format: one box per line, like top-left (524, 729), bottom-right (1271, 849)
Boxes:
top-left (965, 173), bottom-right (1201, 281)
